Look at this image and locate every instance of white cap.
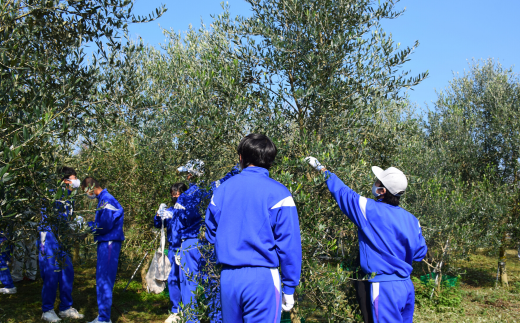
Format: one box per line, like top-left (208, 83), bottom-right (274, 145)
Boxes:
top-left (177, 159), bottom-right (205, 176)
top-left (371, 166), bottom-right (408, 196)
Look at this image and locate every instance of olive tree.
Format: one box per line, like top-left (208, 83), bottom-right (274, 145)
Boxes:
top-left (77, 0), bottom-right (428, 320)
top-left (421, 59), bottom-right (520, 286)
top-left (0, 0), bottom-right (165, 263)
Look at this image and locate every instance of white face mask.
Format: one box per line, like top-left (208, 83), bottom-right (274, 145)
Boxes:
top-left (70, 179), bottom-right (81, 189)
top-left (86, 192), bottom-right (97, 200)
top-left (372, 183), bottom-right (384, 198)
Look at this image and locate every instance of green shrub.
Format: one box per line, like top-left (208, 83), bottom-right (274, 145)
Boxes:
top-left (413, 276), bottom-right (463, 311)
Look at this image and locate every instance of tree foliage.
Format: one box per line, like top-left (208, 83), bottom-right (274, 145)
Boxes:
top-left (3, 0), bottom-right (519, 321)
top-left (0, 0), bottom-right (165, 260)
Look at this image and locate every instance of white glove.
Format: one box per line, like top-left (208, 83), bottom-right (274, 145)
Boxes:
top-left (178, 159), bottom-right (205, 176)
top-left (162, 210), bottom-right (173, 219)
top-left (282, 293), bottom-right (294, 312)
top-left (175, 255), bottom-right (181, 266)
top-left (70, 178), bottom-right (81, 188)
top-left (157, 203), bottom-right (167, 217)
top-left (305, 156), bottom-right (324, 171)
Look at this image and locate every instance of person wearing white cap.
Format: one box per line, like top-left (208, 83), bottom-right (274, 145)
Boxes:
top-left (175, 160), bottom-right (240, 323)
top-left (305, 157), bottom-right (427, 323)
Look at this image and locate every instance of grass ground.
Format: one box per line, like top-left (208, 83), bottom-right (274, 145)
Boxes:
top-left (0, 261), bottom-right (172, 323)
top-left (1, 250), bottom-right (519, 322)
top-left (413, 249), bottom-right (520, 323)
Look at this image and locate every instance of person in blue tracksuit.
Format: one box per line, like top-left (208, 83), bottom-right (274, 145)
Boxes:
top-left (305, 157), bottom-right (427, 323)
top-left (176, 160), bottom-right (239, 323)
top-left (81, 177), bottom-right (125, 323)
top-left (0, 230), bottom-right (16, 294)
top-left (205, 134), bottom-right (302, 323)
top-left (39, 166), bottom-right (84, 322)
top-left (154, 183), bottom-right (187, 323)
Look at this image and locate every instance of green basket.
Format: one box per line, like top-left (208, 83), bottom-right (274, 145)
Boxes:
top-left (420, 273), bottom-right (458, 287)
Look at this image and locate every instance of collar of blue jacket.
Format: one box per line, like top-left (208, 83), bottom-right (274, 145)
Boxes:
top-left (241, 166), bottom-right (269, 176)
top-left (97, 188), bottom-right (108, 200)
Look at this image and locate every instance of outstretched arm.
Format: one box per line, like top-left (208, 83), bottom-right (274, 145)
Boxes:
top-left (209, 164), bottom-right (241, 193)
top-left (305, 157), bottom-right (368, 228)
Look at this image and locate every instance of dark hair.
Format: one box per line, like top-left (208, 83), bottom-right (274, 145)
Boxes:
top-left (59, 166), bottom-right (77, 180)
top-left (81, 177), bottom-right (101, 189)
top-left (380, 183), bottom-right (403, 207)
top-left (170, 183), bottom-right (188, 196)
top-left (237, 134), bottom-right (277, 170)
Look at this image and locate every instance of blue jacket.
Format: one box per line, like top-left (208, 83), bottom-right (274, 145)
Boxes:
top-left (88, 189), bottom-right (125, 242)
top-left (40, 189), bottom-right (74, 233)
top-left (0, 231), bottom-right (10, 258)
top-left (177, 167), bottom-right (240, 241)
top-left (205, 166), bottom-right (302, 294)
top-left (325, 171), bottom-right (427, 282)
top-left (154, 206), bottom-right (182, 251)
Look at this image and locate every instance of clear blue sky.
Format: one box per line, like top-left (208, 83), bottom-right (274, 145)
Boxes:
top-left (127, 0), bottom-right (520, 110)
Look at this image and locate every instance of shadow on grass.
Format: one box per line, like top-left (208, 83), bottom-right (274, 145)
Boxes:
top-left (459, 266), bottom-right (496, 288)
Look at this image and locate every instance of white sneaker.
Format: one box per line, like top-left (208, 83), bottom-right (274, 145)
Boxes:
top-left (165, 313), bottom-right (180, 323)
top-left (88, 316), bottom-right (112, 323)
top-left (0, 287), bottom-right (16, 294)
top-left (58, 308), bottom-right (84, 319)
top-left (41, 310), bottom-right (62, 322)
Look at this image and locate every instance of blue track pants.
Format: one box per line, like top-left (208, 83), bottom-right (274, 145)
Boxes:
top-left (168, 247), bottom-right (181, 313)
top-left (38, 232), bottom-right (74, 312)
top-left (96, 241), bottom-right (121, 322)
top-left (370, 280), bottom-right (415, 323)
top-left (221, 266), bottom-right (282, 323)
top-left (180, 238), bottom-right (203, 323)
top-left (180, 238), bottom-right (222, 323)
top-left (0, 245), bottom-right (14, 289)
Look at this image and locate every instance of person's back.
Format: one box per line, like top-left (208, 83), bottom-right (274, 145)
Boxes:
top-left (306, 158), bottom-right (427, 323)
top-left (205, 134), bottom-right (302, 323)
top-left (175, 162), bottom-right (239, 323)
top-left (177, 183), bottom-right (203, 241)
top-left (82, 177), bottom-right (124, 323)
top-left (360, 199), bottom-right (424, 280)
top-left (209, 166), bottom-right (300, 270)
top-left (92, 189), bottom-right (125, 242)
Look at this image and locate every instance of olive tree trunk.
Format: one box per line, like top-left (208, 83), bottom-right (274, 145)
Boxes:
top-left (499, 233), bottom-right (508, 287)
top-left (141, 254), bottom-right (151, 290)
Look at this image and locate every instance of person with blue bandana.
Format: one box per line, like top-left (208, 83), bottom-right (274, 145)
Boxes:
top-left (81, 177), bottom-right (125, 323)
top-left (176, 160), bottom-right (239, 323)
top-left (39, 166), bottom-right (84, 322)
top-left (155, 183), bottom-right (188, 323)
top-left (205, 134), bottom-right (302, 323)
top-left (305, 157), bottom-right (427, 323)
top-left (0, 230), bottom-right (16, 295)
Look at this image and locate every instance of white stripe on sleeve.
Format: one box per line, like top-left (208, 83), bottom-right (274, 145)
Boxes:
top-left (174, 203), bottom-right (186, 210)
top-left (103, 203), bottom-right (119, 211)
top-left (270, 196), bottom-right (296, 209)
top-left (359, 196), bottom-right (368, 220)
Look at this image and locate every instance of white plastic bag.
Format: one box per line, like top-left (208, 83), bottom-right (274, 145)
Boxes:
top-left (145, 251), bottom-right (165, 294)
top-left (154, 218), bottom-right (171, 281)
top-left (146, 218), bottom-right (172, 293)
